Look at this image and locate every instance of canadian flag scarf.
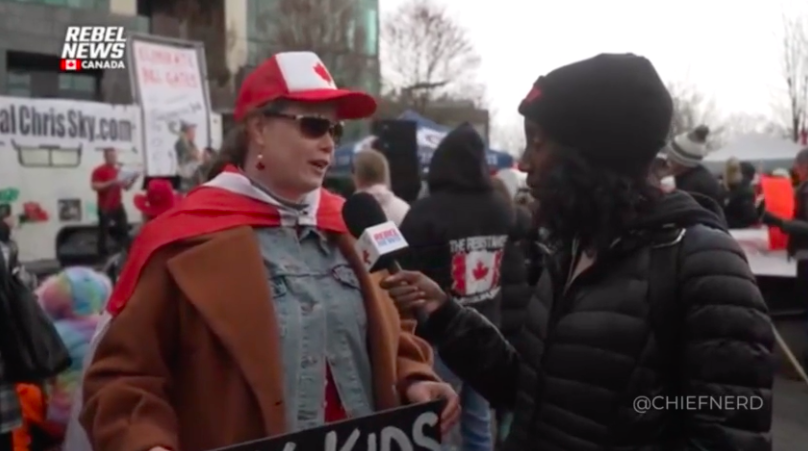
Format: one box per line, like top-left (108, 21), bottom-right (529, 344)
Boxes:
top-left (105, 165), bottom-right (346, 315)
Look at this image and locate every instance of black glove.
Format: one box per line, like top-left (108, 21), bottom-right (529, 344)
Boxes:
top-left (760, 211), bottom-right (784, 228)
top-left (780, 220), bottom-right (808, 236)
top-left (755, 200), bottom-right (766, 219)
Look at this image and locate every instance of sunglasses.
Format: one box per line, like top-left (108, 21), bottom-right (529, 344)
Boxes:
top-left (264, 112), bottom-right (343, 142)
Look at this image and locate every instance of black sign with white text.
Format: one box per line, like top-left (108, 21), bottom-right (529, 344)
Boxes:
top-left (210, 401), bottom-right (442, 451)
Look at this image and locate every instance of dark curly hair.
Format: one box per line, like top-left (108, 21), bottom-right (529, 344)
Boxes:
top-left (532, 146), bottom-right (662, 254)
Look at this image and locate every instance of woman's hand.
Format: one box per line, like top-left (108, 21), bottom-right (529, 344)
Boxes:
top-left (379, 270), bottom-right (447, 314)
top-left (405, 381), bottom-right (460, 436)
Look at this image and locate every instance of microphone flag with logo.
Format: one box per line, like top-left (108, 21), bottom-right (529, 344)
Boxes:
top-left (342, 192), bottom-right (408, 273)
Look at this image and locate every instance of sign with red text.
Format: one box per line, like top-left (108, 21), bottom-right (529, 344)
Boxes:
top-left (127, 34), bottom-right (211, 181)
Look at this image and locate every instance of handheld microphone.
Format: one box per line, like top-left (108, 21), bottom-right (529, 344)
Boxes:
top-left (342, 192), bottom-right (408, 274)
top-left (344, 193), bottom-right (431, 322)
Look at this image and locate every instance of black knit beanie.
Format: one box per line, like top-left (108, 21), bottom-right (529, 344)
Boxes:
top-left (519, 53), bottom-right (673, 175)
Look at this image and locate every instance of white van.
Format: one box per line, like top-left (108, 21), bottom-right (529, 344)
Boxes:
top-left (0, 96), bottom-right (221, 269)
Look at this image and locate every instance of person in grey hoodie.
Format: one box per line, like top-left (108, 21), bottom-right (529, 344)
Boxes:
top-left (352, 148), bottom-right (410, 225)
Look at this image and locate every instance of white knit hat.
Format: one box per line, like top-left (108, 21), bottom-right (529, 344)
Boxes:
top-left (665, 125), bottom-right (711, 167)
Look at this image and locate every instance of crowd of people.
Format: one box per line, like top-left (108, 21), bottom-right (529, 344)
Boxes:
top-left (1, 49), bottom-right (803, 451)
top-left (655, 124), bottom-right (808, 233)
top-left (0, 172), bottom-right (181, 450)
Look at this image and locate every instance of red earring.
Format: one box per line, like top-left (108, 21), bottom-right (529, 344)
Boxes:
top-left (256, 155), bottom-right (265, 170)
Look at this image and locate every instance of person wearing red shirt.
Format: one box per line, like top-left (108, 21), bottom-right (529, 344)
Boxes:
top-left (91, 148), bottom-right (137, 257)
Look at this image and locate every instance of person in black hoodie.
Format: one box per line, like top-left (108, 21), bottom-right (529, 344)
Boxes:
top-left (399, 123), bottom-right (512, 451)
top-left (381, 54), bottom-right (774, 451)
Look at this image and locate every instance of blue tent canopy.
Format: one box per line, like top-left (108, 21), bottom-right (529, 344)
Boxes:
top-left (332, 110), bottom-right (514, 174)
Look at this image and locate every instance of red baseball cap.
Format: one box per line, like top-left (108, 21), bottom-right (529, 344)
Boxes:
top-left (234, 51), bottom-right (377, 121)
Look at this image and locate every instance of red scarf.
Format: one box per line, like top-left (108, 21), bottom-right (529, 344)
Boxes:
top-left (105, 165), bottom-right (347, 315)
top-left (104, 166), bottom-right (351, 423)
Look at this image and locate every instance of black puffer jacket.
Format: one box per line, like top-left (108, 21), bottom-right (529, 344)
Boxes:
top-left (675, 164), bottom-right (724, 206)
top-left (499, 206), bottom-right (535, 343)
top-left (419, 191), bottom-right (774, 451)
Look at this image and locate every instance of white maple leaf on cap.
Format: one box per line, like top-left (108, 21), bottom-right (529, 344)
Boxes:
top-left (275, 51), bottom-right (338, 91)
top-left (234, 50), bottom-right (376, 121)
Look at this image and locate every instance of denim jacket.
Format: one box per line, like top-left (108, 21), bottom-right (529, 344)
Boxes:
top-left (256, 226), bottom-right (375, 431)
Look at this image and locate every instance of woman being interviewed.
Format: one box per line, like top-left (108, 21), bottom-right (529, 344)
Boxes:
top-left (80, 51), bottom-right (458, 451)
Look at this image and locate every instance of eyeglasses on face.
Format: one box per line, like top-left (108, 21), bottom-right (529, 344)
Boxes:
top-left (263, 111), bottom-right (343, 142)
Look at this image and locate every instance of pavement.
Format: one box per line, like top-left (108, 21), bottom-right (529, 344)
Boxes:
top-left (774, 376), bottom-right (808, 451)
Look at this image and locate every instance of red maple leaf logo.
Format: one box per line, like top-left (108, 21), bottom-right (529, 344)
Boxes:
top-left (472, 260), bottom-right (489, 281)
top-left (362, 249), bottom-right (371, 265)
top-left (314, 63), bottom-right (332, 84)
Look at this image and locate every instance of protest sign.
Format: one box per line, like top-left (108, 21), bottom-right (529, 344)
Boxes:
top-left (128, 33), bottom-right (211, 180)
top-left (210, 400), bottom-right (442, 451)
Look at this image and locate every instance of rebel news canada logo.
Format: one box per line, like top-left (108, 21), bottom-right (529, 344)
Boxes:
top-left (60, 26), bottom-right (127, 72)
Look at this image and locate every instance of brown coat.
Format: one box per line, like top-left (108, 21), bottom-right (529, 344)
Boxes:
top-left (80, 226), bottom-right (438, 451)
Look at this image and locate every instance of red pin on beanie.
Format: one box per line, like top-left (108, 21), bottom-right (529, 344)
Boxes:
top-left (524, 86), bottom-right (542, 103)
top-left (519, 76), bottom-right (544, 113)
top-left (234, 51), bottom-right (377, 121)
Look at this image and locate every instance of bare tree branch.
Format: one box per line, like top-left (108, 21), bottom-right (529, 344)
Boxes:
top-left (666, 81), bottom-right (724, 148)
top-left (249, 0), bottom-right (370, 89)
top-left (722, 112), bottom-right (790, 141)
top-left (380, 0), bottom-right (482, 112)
top-left (780, 14), bottom-right (808, 141)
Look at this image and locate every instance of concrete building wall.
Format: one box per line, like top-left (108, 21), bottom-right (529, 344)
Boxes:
top-left (109, 0), bottom-right (136, 16)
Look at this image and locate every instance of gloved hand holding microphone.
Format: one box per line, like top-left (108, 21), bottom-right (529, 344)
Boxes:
top-left (342, 192), bottom-right (459, 433)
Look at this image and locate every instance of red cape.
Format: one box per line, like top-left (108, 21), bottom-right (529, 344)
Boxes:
top-left (106, 183), bottom-right (346, 315)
